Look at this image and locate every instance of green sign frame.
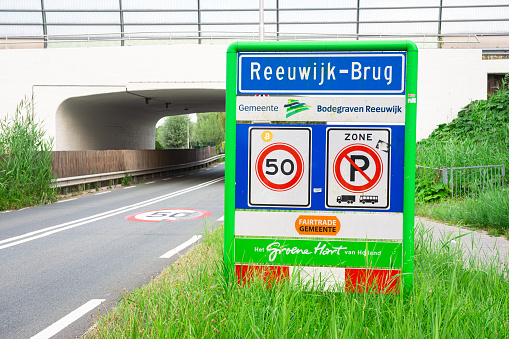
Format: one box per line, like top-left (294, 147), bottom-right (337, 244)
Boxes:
top-left (225, 41), bottom-right (417, 293)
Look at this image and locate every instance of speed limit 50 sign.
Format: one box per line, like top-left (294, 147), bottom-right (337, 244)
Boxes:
top-left (249, 127), bottom-right (311, 207)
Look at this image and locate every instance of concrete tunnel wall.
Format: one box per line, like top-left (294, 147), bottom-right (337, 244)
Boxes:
top-left (56, 97), bottom-right (159, 150)
top-left (53, 87), bottom-right (226, 150)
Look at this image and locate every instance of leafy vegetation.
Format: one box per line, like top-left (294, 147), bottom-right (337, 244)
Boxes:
top-left (0, 99), bottom-right (56, 210)
top-left (193, 112), bottom-right (225, 148)
top-left (86, 224), bottom-right (509, 338)
top-left (415, 176), bottom-right (451, 204)
top-left (415, 74), bottom-right (509, 232)
top-left (156, 115), bottom-right (190, 149)
top-left (416, 74), bottom-right (509, 170)
top-left (156, 112), bottom-right (225, 150)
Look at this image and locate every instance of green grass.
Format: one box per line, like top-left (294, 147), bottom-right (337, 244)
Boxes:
top-left (416, 187), bottom-right (509, 238)
top-left (0, 99), bottom-right (57, 210)
top-left (85, 224), bottom-right (509, 338)
top-left (416, 138), bottom-right (509, 170)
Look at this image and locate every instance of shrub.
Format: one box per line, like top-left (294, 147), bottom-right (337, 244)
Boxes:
top-left (0, 99), bottom-right (56, 210)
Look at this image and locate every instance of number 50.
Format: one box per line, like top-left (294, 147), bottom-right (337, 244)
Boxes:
top-left (265, 158), bottom-right (295, 176)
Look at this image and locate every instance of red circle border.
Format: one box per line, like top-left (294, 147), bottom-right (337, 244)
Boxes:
top-left (255, 142), bottom-right (305, 192)
top-left (125, 209), bottom-right (212, 223)
top-left (333, 143), bottom-right (383, 193)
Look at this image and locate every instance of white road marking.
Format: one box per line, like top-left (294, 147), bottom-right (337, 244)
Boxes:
top-left (1, 210), bottom-right (12, 213)
top-left (162, 178), bottom-right (172, 181)
top-left (30, 299), bottom-right (105, 339)
top-left (159, 235), bottom-right (202, 259)
top-left (94, 191), bottom-right (111, 196)
top-left (176, 175), bottom-right (184, 178)
top-left (56, 198), bottom-right (78, 203)
top-left (217, 215), bottom-right (224, 222)
top-left (0, 177), bottom-right (224, 250)
top-left (123, 186), bottom-right (135, 189)
top-left (145, 181), bottom-right (155, 185)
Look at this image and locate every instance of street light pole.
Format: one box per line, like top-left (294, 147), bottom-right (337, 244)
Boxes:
top-left (259, 0), bottom-right (264, 41)
top-left (187, 117), bottom-right (190, 148)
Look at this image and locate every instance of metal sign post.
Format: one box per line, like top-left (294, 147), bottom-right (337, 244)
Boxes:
top-left (225, 41), bottom-right (417, 294)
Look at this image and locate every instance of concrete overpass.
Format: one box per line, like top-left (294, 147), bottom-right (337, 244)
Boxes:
top-left (0, 44), bottom-right (508, 150)
top-left (1, 44), bottom-right (226, 150)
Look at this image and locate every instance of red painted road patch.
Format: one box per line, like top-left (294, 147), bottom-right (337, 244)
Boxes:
top-left (125, 209), bottom-right (212, 223)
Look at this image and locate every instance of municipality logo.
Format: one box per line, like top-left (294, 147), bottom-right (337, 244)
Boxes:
top-left (284, 99), bottom-right (311, 118)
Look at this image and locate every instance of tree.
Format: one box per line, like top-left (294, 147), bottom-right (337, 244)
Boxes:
top-left (157, 115), bottom-right (189, 149)
top-left (195, 112), bottom-right (225, 146)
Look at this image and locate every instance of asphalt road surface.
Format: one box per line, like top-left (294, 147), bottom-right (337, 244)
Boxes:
top-left (0, 163), bottom-right (225, 339)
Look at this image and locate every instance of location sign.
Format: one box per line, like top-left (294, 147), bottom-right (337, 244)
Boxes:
top-left (226, 41), bottom-right (417, 294)
top-left (238, 53), bottom-right (406, 94)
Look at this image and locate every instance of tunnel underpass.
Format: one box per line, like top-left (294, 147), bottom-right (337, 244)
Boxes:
top-left (55, 88), bottom-right (225, 150)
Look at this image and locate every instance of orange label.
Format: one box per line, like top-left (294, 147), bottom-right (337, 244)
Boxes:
top-left (295, 216), bottom-right (340, 236)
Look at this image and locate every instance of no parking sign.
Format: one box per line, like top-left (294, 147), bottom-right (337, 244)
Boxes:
top-left (225, 41), bottom-right (417, 294)
top-left (327, 128), bottom-right (390, 209)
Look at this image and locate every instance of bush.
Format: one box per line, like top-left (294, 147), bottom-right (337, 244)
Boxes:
top-left (0, 99), bottom-right (56, 210)
top-left (417, 74), bottom-right (509, 170)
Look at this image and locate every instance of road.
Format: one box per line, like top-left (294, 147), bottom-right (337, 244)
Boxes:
top-left (0, 163), bottom-right (225, 339)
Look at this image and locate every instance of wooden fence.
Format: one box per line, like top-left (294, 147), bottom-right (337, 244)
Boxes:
top-left (51, 147), bottom-right (216, 178)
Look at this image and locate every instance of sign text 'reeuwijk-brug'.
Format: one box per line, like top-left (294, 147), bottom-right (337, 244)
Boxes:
top-left (238, 53), bottom-right (406, 95)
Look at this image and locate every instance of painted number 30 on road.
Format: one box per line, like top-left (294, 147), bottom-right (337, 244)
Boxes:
top-left (255, 143), bottom-right (304, 191)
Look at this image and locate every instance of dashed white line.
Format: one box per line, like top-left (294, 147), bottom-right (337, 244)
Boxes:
top-left (30, 299), bottom-right (105, 339)
top-left (123, 186), bottom-right (136, 189)
top-left (94, 191), bottom-right (111, 196)
top-left (160, 235), bottom-right (202, 259)
top-left (145, 181), bottom-right (155, 185)
top-left (162, 178), bottom-right (172, 181)
top-left (56, 198), bottom-right (78, 203)
top-left (176, 175), bottom-right (184, 178)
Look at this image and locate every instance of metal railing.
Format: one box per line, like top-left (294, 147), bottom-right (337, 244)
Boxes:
top-left (1, 2), bottom-right (508, 49)
top-left (0, 30), bottom-right (496, 49)
top-left (417, 165), bottom-right (506, 198)
top-left (52, 154), bottom-right (224, 190)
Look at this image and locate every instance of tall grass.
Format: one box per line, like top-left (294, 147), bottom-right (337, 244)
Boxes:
top-left (86, 224), bottom-right (509, 338)
top-left (0, 99), bottom-right (56, 210)
top-left (416, 138), bottom-right (509, 170)
top-left (417, 187), bottom-right (509, 237)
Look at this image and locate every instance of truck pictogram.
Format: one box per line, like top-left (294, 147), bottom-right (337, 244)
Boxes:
top-left (337, 195), bottom-right (356, 204)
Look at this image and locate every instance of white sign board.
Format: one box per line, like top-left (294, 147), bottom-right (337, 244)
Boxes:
top-left (326, 127), bottom-right (391, 209)
top-left (249, 127), bottom-right (311, 207)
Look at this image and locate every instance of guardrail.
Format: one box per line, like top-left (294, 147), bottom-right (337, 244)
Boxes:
top-left (417, 164), bottom-right (506, 198)
top-left (52, 154), bottom-right (224, 191)
top-left (0, 31), bottom-right (492, 48)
